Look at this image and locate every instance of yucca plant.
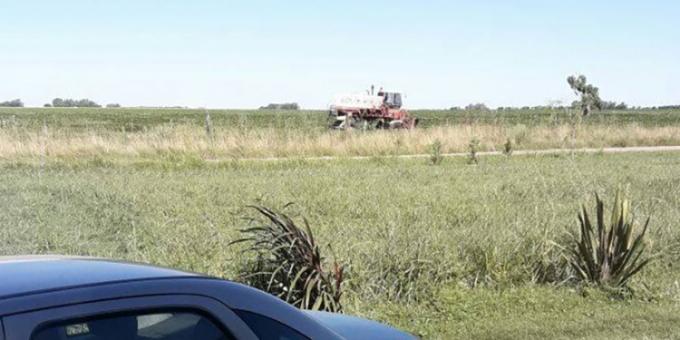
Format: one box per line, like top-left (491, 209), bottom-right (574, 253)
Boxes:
top-left (570, 190), bottom-right (652, 287)
top-left (232, 205), bottom-right (344, 312)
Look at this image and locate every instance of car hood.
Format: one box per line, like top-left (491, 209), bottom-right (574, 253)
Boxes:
top-left (304, 311), bottom-right (417, 340)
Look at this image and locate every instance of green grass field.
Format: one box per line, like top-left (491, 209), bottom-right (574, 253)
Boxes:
top-left (3, 107), bottom-right (680, 162)
top-left (2, 107), bottom-right (680, 132)
top-left (2, 148), bottom-right (680, 338)
top-left (2, 107), bottom-right (680, 338)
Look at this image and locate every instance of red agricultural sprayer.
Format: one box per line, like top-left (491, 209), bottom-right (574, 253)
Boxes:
top-left (328, 86), bottom-right (418, 129)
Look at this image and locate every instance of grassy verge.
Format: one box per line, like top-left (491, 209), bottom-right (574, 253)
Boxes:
top-left (1, 152), bottom-right (680, 338)
top-left (368, 285), bottom-right (680, 339)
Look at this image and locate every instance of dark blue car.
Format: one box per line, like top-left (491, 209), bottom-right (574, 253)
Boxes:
top-left (0, 256), bottom-right (415, 340)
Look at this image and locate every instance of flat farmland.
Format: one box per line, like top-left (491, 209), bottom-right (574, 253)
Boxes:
top-left (2, 107), bottom-right (680, 338)
top-left (2, 108), bottom-right (680, 161)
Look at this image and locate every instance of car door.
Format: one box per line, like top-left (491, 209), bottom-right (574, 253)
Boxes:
top-left (2, 294), bottom-right (258, 340)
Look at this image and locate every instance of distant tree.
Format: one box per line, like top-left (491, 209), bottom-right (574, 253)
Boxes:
top-left (106, 103), bottom-right (121, 108)
top-left (567, 75), bottom-right (602, 116)
top-left (465, 103), bottom-right (489, 111)
top-left (600, 101), bottom-right (628, 110)
top-left (259, 102), bottom-right (299, 110)
top-left (77, 99), bottom-right (100, 107)
top-left (44, 103), bottom-right (52, 107)
top-left (52, 98), bottom-right (101, 107)
top-left (616, 102), bottom-right (628, 110)
top-left (449, 106), bottom-right (462, 111)
top-left (0, 99), bottom-right (24, 107)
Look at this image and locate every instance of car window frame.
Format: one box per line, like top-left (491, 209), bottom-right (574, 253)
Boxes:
top-left (233, 309), bottom-right (310, 340)
top-left (2, 294), bottom-right (257, 340)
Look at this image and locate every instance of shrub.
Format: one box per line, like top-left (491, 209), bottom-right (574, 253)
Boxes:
top-left (503, 138), bottom-right (513, 157)
top-left (204, 110), bottom-right (214, 140)
top-left (570, 190), bottom-right (652, 287)
top-left (428, 139), bottom-right (443, 165)
top-left (232, 206), bottom-right (344, 312)
top-left (468, 138), bottom-right (480, 164)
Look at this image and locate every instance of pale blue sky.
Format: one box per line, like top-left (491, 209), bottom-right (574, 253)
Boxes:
top-left (1, 1), bottom-right (678, 109)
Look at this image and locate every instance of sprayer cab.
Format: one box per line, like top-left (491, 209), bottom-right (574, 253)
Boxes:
top-left (378, 92), bottom-right (403, 109)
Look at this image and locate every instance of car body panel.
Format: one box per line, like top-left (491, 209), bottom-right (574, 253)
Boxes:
top-left (0, 256), bottom-right (194, 300)
top-left (212, 280), bottom-right (342, 339)
top-left (0, 256), bottom-right (412, 339)
top-left (305, 311), bottom-right (417, 340)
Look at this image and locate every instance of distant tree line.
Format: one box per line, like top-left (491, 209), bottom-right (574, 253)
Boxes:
top-left (47, 98), bottom-right (101, 108)
top-left (598, 101), bottom-right (628, 110)
top-left (0, 99), bottom-right (23, 107)
top-left (259, 103), bottom-right (299, 110)
top-left (448, 103), bottom-right (680, 111)
top-left (465, 103), bottom-right (490, 111)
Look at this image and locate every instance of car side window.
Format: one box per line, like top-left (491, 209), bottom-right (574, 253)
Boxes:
top-left (31, 309), bottom-right (235, 340)
top-left (233, 310), bottom-right (309, 340)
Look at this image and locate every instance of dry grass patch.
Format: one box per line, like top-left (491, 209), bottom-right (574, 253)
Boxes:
top-left (2, 123), bottom-right (680, 160)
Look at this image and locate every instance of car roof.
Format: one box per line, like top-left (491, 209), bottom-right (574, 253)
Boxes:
top-left (0, 255), bottom-right (198, 299)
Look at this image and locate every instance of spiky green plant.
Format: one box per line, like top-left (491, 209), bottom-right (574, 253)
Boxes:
top-left (232, 205), bottom-right (344, 312)
top-left (570, 190), bottom-right (652, 287)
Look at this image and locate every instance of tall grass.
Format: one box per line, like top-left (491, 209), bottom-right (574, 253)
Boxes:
top-left (2, 123), bottom-right (680, 160)
top-left (2, 151), bottom-right (680, 337)
top-left (2, 153), bottom-right (678, 294)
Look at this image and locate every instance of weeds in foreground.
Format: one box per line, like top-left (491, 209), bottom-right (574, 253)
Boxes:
top-left (232, 205), bottom-right (344, 312)
top-left (204, 109), bottom-right (214, 140)
top-left (468, 137), bottom-right (480, 164)
top-left (428, 139), bottom-right (443, 165)
top-left (503, 138), bottom-right (513, 157)
top-left (354, 226), bottom-right (455, 302)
